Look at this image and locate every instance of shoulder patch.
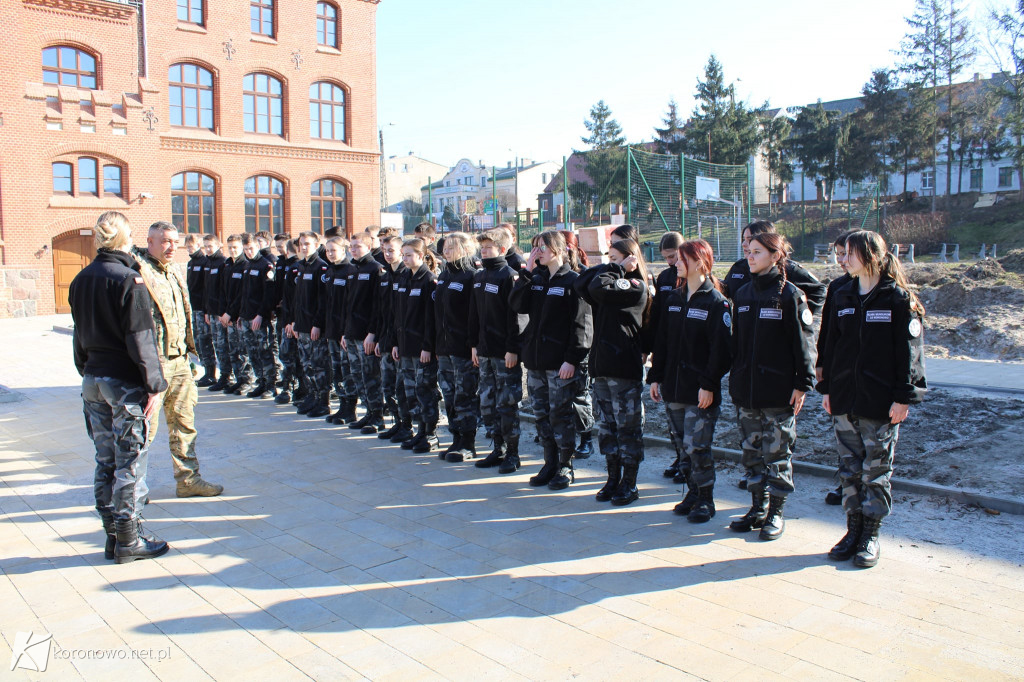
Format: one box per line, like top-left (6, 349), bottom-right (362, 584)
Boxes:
top-left (134, 276), bottom-right (144, 284)
top-left (801, 308), bottom-right (813, 326)
top-left (908, 318), bottom-right (923, 338)
top-left (615, 278), bottom-right (630, 290)
top-left (722, 311), bottom-right (731, 327)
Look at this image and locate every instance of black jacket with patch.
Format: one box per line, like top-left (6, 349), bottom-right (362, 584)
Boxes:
top-left (817, 277), bottom-right (927, 420)
top-left (729, 268), bottom-right (817, 409)
top-left (395, 264), bottom-right (437, 357)
top-left (343, 253), bottom-right (385, 340)
top-left (434, 258), bottom-right (478, 358)
top-left (202, 250), bottom-right (227, 316)
top-left (510, 263), bottom-right (593, 371)
top-left (239, 253), bottom-right (276, 320)
top-left (816, 272), bottom-right (853, 369)
top-left (468, 256), bottom-right (524, 358)
top-left (648, 278), bottom-right (732, 407)
top-left (725, 257), bottom-right (827, 315)
top-left (291, 254), bottom-right (330, 334)
top-left (186, 251), bottom-right (207, 311)
top-left (575, 262), bottom-right (648, 381)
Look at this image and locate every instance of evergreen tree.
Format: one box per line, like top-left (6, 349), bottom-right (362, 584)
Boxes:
top-left (895, 84), bottom-right (936, 197)
top-left (761, 114), bottom-right (793, 210)
top-left (858, 69), bottom-right (903, 198)
top-left (579, 100), bottom-right (627, 216)
top-left (682, 55), bottom-right (764, 166)
top-left (654, 100), bottom-right (686, 155)
top-left (787, 101), bottom-right (851, 220)
top-left (581, 100), bottom-right (626, 150)
top-left (987, 2), bottom-right (1024, 199)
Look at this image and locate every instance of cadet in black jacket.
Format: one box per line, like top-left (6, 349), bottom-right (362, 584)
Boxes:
top-left (286, 232), bottom-right (331, 418)
top-left (220, 235), bottom-right (256, 394)
top-left (648, 239), bottom-right (732, 523)
top-left (274, 239), bottom-right (304, 405)
top-left (71, 211), bottom-right (169, 563)
top-left (470, 228), bottom-right (526, 474)
top-left (238, 234), bottom-right (278, 399)
top-left (819, 230), bottom-right (926, 569)
top-left (496, 223), bottom-right (527, 272)
top-left (342, 233), bottom-right (387, 433)
top-left (434, 232), bottom-right (482, 462)
top-left (510, 230), bottom-right (593, 490)
top-left (202, 237), bottom-right (233, 392)
top-left (645, 231), bottom-right (687, 483)
top-left (725, 221), bottom-right (826, 315)
top-left (374, 235), bottom-right (412, 442)
top-left (391, 238), bottom-right (442, 453)
top-left (817, 231), bottom-right (855, 506)
top-left (728, 232), bottom-right (816, 542)
top-left (185, 235), bottom-right (216, 386)
top-left (321, 237), bottom-right (357, 423)
top-left (575, 238), bottom-right (650, 507)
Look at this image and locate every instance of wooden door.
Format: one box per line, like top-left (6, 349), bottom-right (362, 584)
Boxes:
top-left (52, 230), bottom-right (94, 314)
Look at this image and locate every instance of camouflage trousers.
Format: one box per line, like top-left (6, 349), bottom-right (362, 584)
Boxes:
top-left (240, 318), bottom-right (277, 386)
top-left (298, 333), bottom-right (329, 398)
top-left (592, 377), bottom-right (646, 467)
top-left (192, 310), bottom-right (217, 377)
top-left (345, 337), bottom-right (383, 413)
top-left (528, 369), bottom-right (579, 454)
top-left (328, 339), bottom-right (357, 400)
top-left (82, 375), bottom-right (151, 522)
top-left (665, 402), bottom-right (721, 487)
top-left (210, 317), bottom-right (233, 379)
top-left (478, 356), bottom-right (522, 442)
top-left (278, 330), bottom-right (301, 386)
top-left (834, 413), bottom-right (899, 519)
top-left (226, 321), bottom-right (254, 384)
top-left (438, 355), bottom-right (480, 434)
top-left (147, 355), bottom-right (203, 484)
top-left (737, 406), bottom-right (797, 496)
top-left (399, 355), bottom-right (440, 427)
top-left (380, 353), bottom-right (407, 421)
top-left (572, 361), bottom-right (596, 435)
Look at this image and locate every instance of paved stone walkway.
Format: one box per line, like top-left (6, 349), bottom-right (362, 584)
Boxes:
top-left (2, 316), bottom-right (1023, 680)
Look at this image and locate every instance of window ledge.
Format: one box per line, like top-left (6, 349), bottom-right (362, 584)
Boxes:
top-left (177, 22), bottom-right (208, 34)
top-left (250, 34), bottom-right (278, 45)
top-left (48, 196), bottom-right (128, 209)
top-left (315, 45), bottom-right (341, 55)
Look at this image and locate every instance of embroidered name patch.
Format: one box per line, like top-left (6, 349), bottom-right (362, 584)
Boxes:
top-left (738, 305), bottom-right (750, 313)
top-left (474, 282), bottom-right (482, 288)
top-left (334, 278), bottom-right (345, 285)
top-left (838, 307), bottom-right (855, 317)
top-left (731, 273), bottom-right (745, 279)
top-left (303, 274), bottom-right (313, 280)
top-left (410, 288), bottom-right (421, 297)
top-left (250, 270), bottom-right (259, 276)
top-left (759, 308), bottom-right (783, 320)
top-left (193, 266), bottom-right (202, 271)
top-left (232, 273), bottom-right (243, 279)
top-left (358, 273), bottom-right (370, 280)
top-left (448, 282), bottom-right (464, 291)
top-left (211, 269), bottom-right (219, 274)
top-left (660, 285), bottom-right (673, 291)
top-left (531, 285), bottom-right (543, 291)
top-left (866, 310), bottom-right (892, 323)
top-left (687, 308), bottom-right (709, 320)
top-left (547, 287), bottom-right (565, 296)
top-left (485, 283), bottom-right (500, 294)
top-left (668, 305), bottom-right (682, 313)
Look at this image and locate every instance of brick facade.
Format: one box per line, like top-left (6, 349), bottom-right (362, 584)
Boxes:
top-left (0, 0), bottom-right (380, 317)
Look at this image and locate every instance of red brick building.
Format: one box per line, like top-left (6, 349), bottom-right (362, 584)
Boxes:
top-left (0, 0), bottom-right (381, 316)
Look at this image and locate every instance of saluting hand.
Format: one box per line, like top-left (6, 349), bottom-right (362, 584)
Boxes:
top-left (621, 255), bottom-right (638, 272)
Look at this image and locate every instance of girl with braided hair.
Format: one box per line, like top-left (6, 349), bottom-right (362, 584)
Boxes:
top-left (818, 230), bottom-right (926, 568)
top-left (728, 232), bottom-right (816, 541)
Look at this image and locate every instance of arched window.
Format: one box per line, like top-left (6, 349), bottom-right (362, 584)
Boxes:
top-left (245, 175), bottom-right (284, 233)
top-left (103, 165), bottom-right (123, 198)
top-left (52, 162), bottom-right (73, 195)
top-left (172, 171), bottom-right (216, 234)
top-left (243, 73), bottom-right (283, 136)
top-left (309, 82), bottom-right (345, 141)
top-left (78, 158), bottom-right (98, 196)
top-left (42, 46), bottom-right (97, 89)
top-left (316, 2), bottom-right (338, 47)
top-left (311, 179), bottom-right (346, 234)
top-left (169, 63), bottom-right (214, 130)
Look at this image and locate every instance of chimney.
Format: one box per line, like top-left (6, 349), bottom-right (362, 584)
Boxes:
top-left (974, 72), bottom-right (980, 83)
top-left (507, 161), bottom-right (512, 168)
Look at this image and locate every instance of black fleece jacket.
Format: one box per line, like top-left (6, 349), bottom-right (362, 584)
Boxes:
top-left (575, 262), bottom-right (648, 381)
top-left (509, 263), bottom-right (593, 371)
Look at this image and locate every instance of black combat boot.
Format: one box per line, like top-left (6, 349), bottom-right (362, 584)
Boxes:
top-left (274, 386), bottom-right (292, 405)
top-left (663, 454), bottom-right (681, 479)
top-left (498, 434), bottom-right (520, 474)
top-left (529, 441), bottom-right (559, 487)
top-left (611, 464), bottom-right (640, 506)
top-left (196, 372), bottom-right (216, 388)
top-left (208, 376), bottom-right (231, 392)
top-left (440, 430), bottom-right (462, 460)
top-left (296, 393), bottom-right (318, 415)
top-left (414, 423), bottom-right (440, 453)
top-left (402, 422), bottom-right (426, 450)
top-left (759, 494), bottom-right (787, 541)
top-left (548, 449), bottom-right (575, 490)
top-left (447, 430), bottom-right (477, 462)
top-left (340, 397), bottom-right (359, 424)
top-left (383, 398), bottom-right (398, 425)
top-left (360, 411), bottom-right (386, 434)
top-left (825, 484), bottom-right (843, 506)
top-left (390, 418), bottom-right (414, 444)
top-left (99, 507), bottom-right (116, 560)
top-left (687, 486), bottom-right (716, 523)
top-left (674, 462), bottom-right (690, 485)
top-left (596, 457), bottom-right (621, 502)
top-left (326, 405), bottom-right (347, 424)
top-left (674, 476), bottom-right (699, 516)
top-left (828, 511), bottom-right (863, 561)
top-left (291, 377), bottom-right (309, 404)
top-left (574, 431), bottom-right (594, 460)
top-left (737, 476), bottom-right (749, 490)
top-left (729, 484), bottom-right (769, 532)
top-left (113, 517), bottom-right (169, 564)
top-left (475, 432), bottom-right (505, 468)
top-left (246, 380), bottom-right (267, 398)
top-left (853, 516), bottom-right (882, 568)
top-left (307, 393), bottom-right (331, 419)
top-left (379, 416), bottom-right (406, 440)
top-left (225, 379), bottom-right (244, 395)
top-left (349, 406), bottom-right (374, 430)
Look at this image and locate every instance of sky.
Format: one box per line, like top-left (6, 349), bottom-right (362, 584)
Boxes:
top-left (376, 0), bottom-right (997, 170)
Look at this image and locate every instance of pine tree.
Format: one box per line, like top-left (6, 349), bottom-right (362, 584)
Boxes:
top-left (654, 100), bottom-right (685, 155)
top-left (787, 102), bottom-right (851, 220)
top-left (682, 55), bottom-right (764, 166)
top-left (987, 2), bottom-right (1024, 199)
top-left (761, 114), bottom-right (793, 211)
top-left (581, 100), bottom-right (626, 150)
top-left (579, 100), bottom-right (627, 216)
